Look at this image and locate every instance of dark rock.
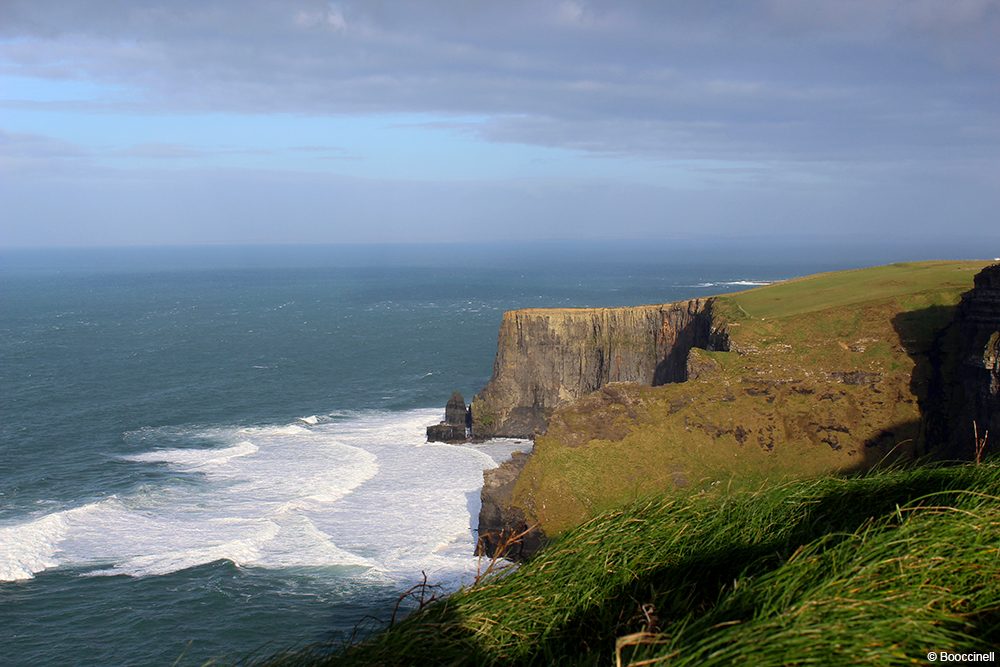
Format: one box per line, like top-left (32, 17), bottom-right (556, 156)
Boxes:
top-left (444, 391), bottom-right (466, 426)
top-left (831, 371), bottom-right (881, 385)
top-left (426, 423), bottom-right (467, 443)
top-left (476, 451), bottom-right (546, 560)
top-left (952, 264), bottom-right (1000, 456)
top-left (427, 391), bottom-right (470, 443)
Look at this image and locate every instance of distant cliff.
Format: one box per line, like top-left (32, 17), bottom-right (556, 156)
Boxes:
top-left (471, 298), bottom-right (729, 439)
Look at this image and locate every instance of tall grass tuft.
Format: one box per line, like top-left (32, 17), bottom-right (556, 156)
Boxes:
top-left (261, 460), bottom-right (1000, 666)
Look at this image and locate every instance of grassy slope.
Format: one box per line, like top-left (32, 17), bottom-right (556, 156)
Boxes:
top-left (514, 261), bottom-right (988, 534)
top-left (270, 461), bottom-right (1000, 666)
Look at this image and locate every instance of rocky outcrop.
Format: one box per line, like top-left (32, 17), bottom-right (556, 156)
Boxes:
top-left (427, 391), bottom-right (470, 443)
top-left (471, 298), bottom-right (727, 439)
top-left (953, 264), bottom-right (1000, 456)
top-left (476, 451), bottom-right (546, 560)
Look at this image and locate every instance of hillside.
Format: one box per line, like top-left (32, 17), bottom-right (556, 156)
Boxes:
top-left (504, 261), bottom-right (988, 536)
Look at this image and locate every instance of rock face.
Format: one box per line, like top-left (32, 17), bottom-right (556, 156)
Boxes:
top-left (952, 264), bottom-right (1000, 456)
top-left (476, 451), bottom-right (546, 560)
top-left (472, 298), bottom-right (725, 559)
top-left (445, 391), bottom-right (468, 426)
top-left (471, 298), bottom-right (726, 438)
top-left (427, 391), bottom-right (469, 443)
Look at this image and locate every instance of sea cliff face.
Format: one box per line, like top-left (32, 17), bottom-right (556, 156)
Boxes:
top-left (471, 298), bottom-right (728, 439)
top-left (473, 297), bottom-right (727, 558)
top-left (953, 264), bottom-right (1000, 455)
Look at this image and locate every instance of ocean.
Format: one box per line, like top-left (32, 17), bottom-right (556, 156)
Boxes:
top-left (0, 242), bottom-right (964, 665)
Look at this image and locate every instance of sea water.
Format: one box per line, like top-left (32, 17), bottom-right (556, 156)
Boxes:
top-left (0, 242), bottom-right (961, 665)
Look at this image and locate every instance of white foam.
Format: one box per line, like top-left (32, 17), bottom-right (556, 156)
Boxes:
top-left (0, 501), bottom-right (111, 581)
top-left (1, 419), bottom-right (379, 581)
top-left (694, 279), bottom-right (774, 288)
top-left (0, 408), bottom-right (528, 589)
top-left (298, 415), bottom-right (320, 426)
top-left (0, 510), bottom-right (71, 581)
top-left (123, 440), bottom-right (259, 468)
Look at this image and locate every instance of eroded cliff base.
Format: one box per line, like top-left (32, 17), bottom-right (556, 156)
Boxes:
top-left (475, 451), bottom-right (546, 560)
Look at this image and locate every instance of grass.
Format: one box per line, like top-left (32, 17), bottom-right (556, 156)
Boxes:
top-left (510, 260), bottom-right (990, 533)
top-left (263, 459), bottom-right (1000, 666)
top-left (724, 261), bottom-right (985, 320)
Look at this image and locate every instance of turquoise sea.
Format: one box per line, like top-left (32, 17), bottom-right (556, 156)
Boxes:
top-left (0, 241), bottom-right (972, 665)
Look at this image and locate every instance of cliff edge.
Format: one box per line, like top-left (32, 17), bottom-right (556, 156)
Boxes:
top-left (471, 298), bottom-right (728, 439)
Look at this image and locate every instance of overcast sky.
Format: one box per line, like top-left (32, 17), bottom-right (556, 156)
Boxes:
top-left (1, 0), bottom-right (998, 248)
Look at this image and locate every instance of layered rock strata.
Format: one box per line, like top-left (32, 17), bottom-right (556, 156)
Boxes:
top-left (471, 298), bottom-right (727, 439)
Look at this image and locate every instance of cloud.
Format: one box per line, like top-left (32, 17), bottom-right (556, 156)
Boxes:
top-left (288, 145), bottom-right (360, 160)
top-left (115, 143), bottom-right (284, 159)
top-left (0, 129), bottom-right (358, 174)
top-left (0, 129), bottom-right (92, 173)
top-left (0, 0), bottom-right (996, 165)
top-left (294, 3), bottom-right (348, 31)
top-left (118, 142), bottom-right (207, 159)
top-left (0, 129), bottom-right (87, 157)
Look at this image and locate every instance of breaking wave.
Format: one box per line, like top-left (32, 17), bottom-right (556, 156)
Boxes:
top-left (692, 279), bottom-right (775, 288)
top-left (0, 409), bottom-right (529, 585)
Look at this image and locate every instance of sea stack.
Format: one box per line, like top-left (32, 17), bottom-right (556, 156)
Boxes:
top-left (426, 391), bottom-right (470, 443)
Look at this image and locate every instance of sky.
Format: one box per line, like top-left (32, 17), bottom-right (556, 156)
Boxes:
top-left (1, 0), bottom-right (998, 248)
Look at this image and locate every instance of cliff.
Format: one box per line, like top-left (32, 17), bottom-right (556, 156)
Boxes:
top-left (951, 264), bottom-right (1000, 456)
top-left (474, 261), bottom-right (991, 558)
top-left (475, 451), bottom-right (545, 559)
top-left (471, 298), bottom-right (728, 439)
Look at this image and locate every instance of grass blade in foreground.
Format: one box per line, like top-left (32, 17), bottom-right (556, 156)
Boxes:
top-left (263, 461), bottom-right (1000, 666)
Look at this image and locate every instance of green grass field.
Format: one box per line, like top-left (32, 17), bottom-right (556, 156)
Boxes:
top-left (725, 261), bottom-right (983, 320)
top-left (265, 460), bottom-right (999, 666)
